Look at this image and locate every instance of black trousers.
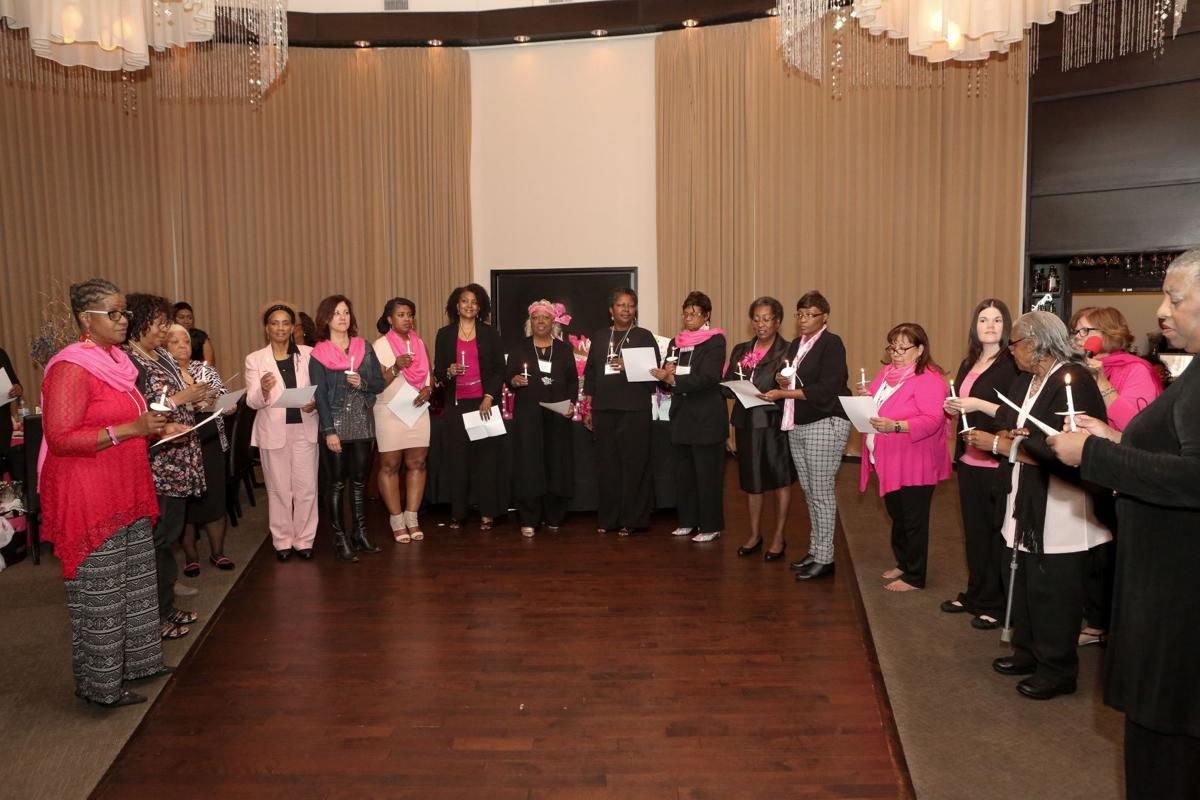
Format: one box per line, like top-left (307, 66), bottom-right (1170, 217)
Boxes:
top-left (1005, 547), bottom-right (1088, 685)
top-left (883, 485), bottom-right (934, 588)
top-left (152, 494), bottom-right (187, 617)
top-left (673, 441), bottom-right (726, 533)
top-left (593, 409), bottom-right (653, 530)
top-left (956, 464), bottom-right (1006, 617)
top-left (1083, 540), bottom-right (1115, 630)
top-left (1125, 718), bottom-right (1200, 800)
top-left (516, 494), bottom-right (569, 527)
top-left (445, 398), bottom-right (502, 520)
top-left (319, 438), bottom-right (373, 536)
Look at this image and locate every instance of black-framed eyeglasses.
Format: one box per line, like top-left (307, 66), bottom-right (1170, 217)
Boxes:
top-left (795, 311), bottom-right (826, 320)
top-left (1070, 326), bottom-right (1100, 338)
top-left (885, 344), bottom-right (917, 355)
top-left (1007, 336), bottom-right (1029, 350)
top-left (82, 309), bottom-right (133, 323)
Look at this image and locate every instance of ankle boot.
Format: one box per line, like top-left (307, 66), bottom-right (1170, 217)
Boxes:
top-left (327, 485), bottom-right (358, 563)
top-left (350, 481), bottom-right (381, 554)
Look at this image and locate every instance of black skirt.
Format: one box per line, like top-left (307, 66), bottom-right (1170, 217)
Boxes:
top-left (186, 424), bottom-right (227, 525)
top-left (735, 425), bottom-right (797, 493)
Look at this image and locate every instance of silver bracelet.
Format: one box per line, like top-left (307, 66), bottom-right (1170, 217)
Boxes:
top-left (991, 435), bottom-right (999, 455)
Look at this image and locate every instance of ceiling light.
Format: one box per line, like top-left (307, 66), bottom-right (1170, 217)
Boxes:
top-left (514, 35), bottom-right (531, 43)
top-left (682, 19), bottom-right (699, 28)
top-left (354, 40), bottom-right (371, 48)
top-left (591, 29), bottom-right (608, 37)
top-left (427, 39), bottom-right (443, 46)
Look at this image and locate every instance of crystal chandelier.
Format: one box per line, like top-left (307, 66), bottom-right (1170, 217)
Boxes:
top-left (0, 0), bottom-right (288, 105)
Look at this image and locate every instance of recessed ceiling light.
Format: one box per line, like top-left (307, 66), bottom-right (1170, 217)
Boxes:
top-left (514, 34), bottom-right (531, 43)
top-left (354, 39), bottom-right (370, 48)
top-left (427, 38), bottom-right (443, 46)
top-left (591, 29), bottom-right (608, 37)
top-left (682, 19), bottom-right (699, 28)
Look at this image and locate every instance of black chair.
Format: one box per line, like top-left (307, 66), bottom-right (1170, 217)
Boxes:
top-left (225, 400), bottom-right (258, 526)
top-left (19, 415), bottom-right (42, 565)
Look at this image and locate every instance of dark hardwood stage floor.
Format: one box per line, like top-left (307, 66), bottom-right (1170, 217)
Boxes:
top-left (94, 471), bottom-right (911, 800)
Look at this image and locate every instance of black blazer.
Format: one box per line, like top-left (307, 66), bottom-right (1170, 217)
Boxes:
top-left (723, 336), bottom-right (791, 429)
top-left (582, 326), bottom-right (660, 412)
top-left (782, 331), bottom-right (851, 426)
top-left (662, 334), bottom-right (728, 445)
top-left (952, 351), bottom-right (1021, 461)
top-left (504, 337), bottom-right (579, 412)
top-left (434, 322), bottom-right (505, 406)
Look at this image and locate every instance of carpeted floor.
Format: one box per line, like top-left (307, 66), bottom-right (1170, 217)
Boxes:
top-left (837, 466), bottom-right (1124, 800)
top-left (0, 498), bottom-right (269, 800)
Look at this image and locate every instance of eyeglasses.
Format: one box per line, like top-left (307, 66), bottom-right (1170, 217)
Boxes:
top-left (795, 311), bottom-right (826, 320)
top-left (885, 344), bottom-right (917, 355)
top-left (1070, 326), bottom-right (1100, 338)
top-left (82, 309), bottom-right (133, 323)
top-left (1008, 336), bottom-right (1029, 350)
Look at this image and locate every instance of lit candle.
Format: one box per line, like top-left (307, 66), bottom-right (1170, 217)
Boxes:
top-left (736, 362), bottom-right (745, 380)
top-left (860, 367), bottom-right (867, 385)
top-left (1064, 372), bottom-right (1077, 432)
top-left (406, 337), bottom-right (413, 355)
top-left (522, 363), bottom-right (529, 379)
top-left (460, 350), bottom-right (466, 368)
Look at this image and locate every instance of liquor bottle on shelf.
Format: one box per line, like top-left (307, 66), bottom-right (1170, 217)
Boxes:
top-left (1047, 267), bottom-right (1060, 293)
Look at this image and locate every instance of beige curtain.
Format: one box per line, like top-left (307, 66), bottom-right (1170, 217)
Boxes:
top-left (657, 19), bottom-right (1027, 449)
top-left (0, 46), bottom-right (472, 399)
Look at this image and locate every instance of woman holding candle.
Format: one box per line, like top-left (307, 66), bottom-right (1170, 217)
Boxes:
top-left (506, 300), bottom-right (579, 537)
top-left (373, 297), bottom-right (433, 543)
top-left (759, 292), bottom-right (852, 579)
top-left (1068, 306), bottom-right (1163, 647)
top-left (582, 288), bottom-right (660, 535)
top-left (650, 292), bottom-right (728, 542)
top-left (434, 284), bottom-right (506, 529)
top-left (857, 323), bottom-right (951, 592)
top-left (310, 295), bottom-right (385, 562)
top-left (962, 311), bottom-right (1111, 700)
top-left (940, 299), bottom-right (1020, 629)
top-left (41, 279), bottom-right (178, 706)
top-left (245, 303), bottom-right (320, 561)
top-left (165, 324), bottom-right (235, 576)
top-left (1048, 249), bottom-right (1200, 794)
top-left (124, 293), bottom-right (211, 638)
top-left (722, 297), bottom-right (794, 560)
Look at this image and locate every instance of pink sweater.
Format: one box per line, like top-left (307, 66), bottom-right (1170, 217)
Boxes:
top-left (859, 368), bottom-right (952, 496)
top-left (1099, 351), bottom-right (1162, 432)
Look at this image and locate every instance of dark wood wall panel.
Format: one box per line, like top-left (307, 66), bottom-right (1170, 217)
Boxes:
top-left (1029, 183), bottom-right (1200, 255)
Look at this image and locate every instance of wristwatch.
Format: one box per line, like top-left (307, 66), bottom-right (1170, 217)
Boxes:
top-left (893, 422), bottom-right (902, 433)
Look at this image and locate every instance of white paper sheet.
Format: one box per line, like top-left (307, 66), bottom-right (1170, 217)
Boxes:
top-left (462, 409), bottom-right (507, 441)
top-left (839, 396), bottom-right (881, 434)
top-left (387, 381), bottom-right (429, 428)
top-left (271, 385), bottom-right (317, 409)
top-left (538, 400), bottom-right (572, 416)
top-left (150, 410), bottom-right (222, 448)
top-left (993, 389), bottom-right (1058, 437)
top-left (0, 370), bottom-right (12, 408)
top-left (720, 380), bottom-right (774, 409)
top-left (620, 346), bottom-right (660, 382)
top-left (213, 389), bottom-right (245, 415)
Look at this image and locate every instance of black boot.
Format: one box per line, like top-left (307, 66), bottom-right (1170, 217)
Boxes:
top-left (327, 482), bottom-right (358, 563)
top-left (350, 480), bottom-right (381, 554)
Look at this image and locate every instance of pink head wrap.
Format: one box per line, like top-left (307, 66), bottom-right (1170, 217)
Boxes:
top-left (527, 301), bottom-right (572, 327)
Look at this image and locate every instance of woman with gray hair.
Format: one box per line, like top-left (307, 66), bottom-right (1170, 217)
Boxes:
top-left (961, 310), bottom-right (1112, 700)
top-left (1049, 249), bottom-right (1200, 797)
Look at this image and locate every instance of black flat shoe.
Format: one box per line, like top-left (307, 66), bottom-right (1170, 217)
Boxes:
top-left (795, 561), bottom-right (834, 581)
top-left (789, 553), bottom-right (816, 571)
top-left (764, 543), bottom-right (787, 562)
top-left (295, 548), bottom-right (314, 560)
top-left (992, 656), bottom-right (1037, 676)
top-left (276, 548), bottom-right (293, 562)
top-left (940, 599), bottom-right (969, 614)
top-left (736, 539), bottom-right (763, 557)
top-left (1017, 676), bottom-right (1076, 700)
top-left (971, 615), bottom-right (1000, 630)
top-left (127, 666), bottom-right (175, 684)
top-left (76, 690), bottom-right (147, 707)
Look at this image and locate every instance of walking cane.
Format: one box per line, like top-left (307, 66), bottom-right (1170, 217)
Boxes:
top-left (1000, 433), bottom-right (1027, 644)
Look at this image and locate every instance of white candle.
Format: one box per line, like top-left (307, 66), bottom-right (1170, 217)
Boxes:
top-left (522, 363), bottom-right (529, 379)
top-left (1065, 372), bottom-right (1077, 432)
top-left (348, 355), bottom-right (355, 372)
top-left (951, 379), bottom-right (971, 433)
top-left (158, 387), bottom-right (168, 407)
top-left (860, 367), bottom-right (867, 385)
top-left (460, 350), bottom-right (466, 367)
top-left (406, 338), bottom-right (412, 355)
top-left (736, 363), bottom-right (745, 380)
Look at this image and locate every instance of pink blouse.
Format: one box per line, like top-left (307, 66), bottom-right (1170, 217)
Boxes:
top-left (957, 371), bottom-right (998, 469)
top-left (456, 338), bottom-right (483, 401)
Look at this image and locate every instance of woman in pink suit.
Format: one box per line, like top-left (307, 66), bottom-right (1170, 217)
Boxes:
top-left (244, 303), bottom-right (320, 561)
top-left (858, 322), bottom-right (951, 592)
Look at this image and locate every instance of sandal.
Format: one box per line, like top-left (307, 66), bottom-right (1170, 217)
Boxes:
top-left (390, 513), bottom-right (410, 543)
top-left (182, 561), bottom-right (200, 578)
top-left (165, 609), bottom-right (199, 626)
top-left (617, 528), bottom-right (632, 537)
top-left (1078, 630), bottom-right (1107, 647)
top-left (405, 511), bottom-right (424, 541)
top-left (480, 516), bottom-right (494, 531)
top-left (521, 526), bottom-right (536, 538)
top-left (160, 621), bottom-right (190, 640)
top-left (209, 554), bottom-right (235, 570)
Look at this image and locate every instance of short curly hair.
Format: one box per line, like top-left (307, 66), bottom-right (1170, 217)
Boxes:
top-left (126, 293), bottom-right (173, 342)
top-left (445, 283), bottom-right (492, 324)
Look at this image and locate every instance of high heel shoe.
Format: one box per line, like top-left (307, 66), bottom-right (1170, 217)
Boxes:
top-left (764, 542), bottom-right (787, 562)
top-left (736, 539), bottom-right (763, 557)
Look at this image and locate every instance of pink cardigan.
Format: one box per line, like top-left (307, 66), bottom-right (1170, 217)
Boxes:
top-left (244, 344), bottom-right (319, 449)
top-left (1100, 351), bottom-right (1162, 432)
top-left (859, 368), bottom-right (952, 496)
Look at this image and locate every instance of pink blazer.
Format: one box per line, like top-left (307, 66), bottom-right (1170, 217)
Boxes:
top-left (244, 344), bottom-right (319, 449)
top-left (859, 368), bottom-right (952, 496)
top-left (1100, 352), bottom-right (1162, 432)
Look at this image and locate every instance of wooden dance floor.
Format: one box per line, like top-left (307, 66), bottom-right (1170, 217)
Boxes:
top-left (93, 473), bottom-right (911, 799)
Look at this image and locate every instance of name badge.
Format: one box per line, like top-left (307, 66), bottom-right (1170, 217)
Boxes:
top-left (538, 359), bottom-right (553, 374)
top-left (605, 362), bottom-right (620, 376)
top-left (675, 365), bottom-right (692, 376)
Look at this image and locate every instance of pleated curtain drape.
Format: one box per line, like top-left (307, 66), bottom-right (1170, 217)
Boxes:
top-left (0, 46), bottom-right (472, 397)
top-left (657, 19), bottom-right (1028, 440)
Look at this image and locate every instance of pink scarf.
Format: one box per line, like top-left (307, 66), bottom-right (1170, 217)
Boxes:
top-left (311, 337), bottom-right (367, 372)
top-left (39, 340), bottom-right (145, 473)
top-left (384, 329), bottom-right (429, 389)
top-left (676, 327), bottom-right (726, 348)
top-left (882, 362), bottom-right (918, 387)
top-left (781, 329), bottom-right (826, 431)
